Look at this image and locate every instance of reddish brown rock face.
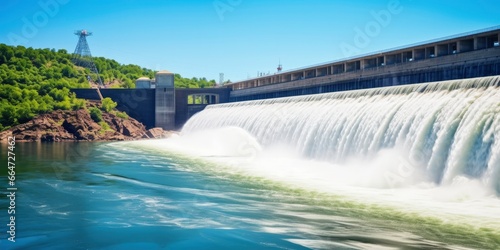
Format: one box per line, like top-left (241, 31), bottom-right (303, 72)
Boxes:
top-left (0, 108), bottom-right (174, 142)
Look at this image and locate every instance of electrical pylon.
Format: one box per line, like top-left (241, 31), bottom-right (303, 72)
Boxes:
top-left (72, 29), bottom-right (103, 87)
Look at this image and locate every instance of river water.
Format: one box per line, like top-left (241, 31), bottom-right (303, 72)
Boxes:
top-left (2, 76), bottom-right (500, 249)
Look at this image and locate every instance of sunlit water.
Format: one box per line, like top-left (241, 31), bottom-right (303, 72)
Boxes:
top-left (2, 142), bottom-right (498, 250)
top-left (2, 76), bottom-right (500, 249)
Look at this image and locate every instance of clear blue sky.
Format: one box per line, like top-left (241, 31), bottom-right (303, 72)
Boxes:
top-left (1, 0), bottom-right (499, 82)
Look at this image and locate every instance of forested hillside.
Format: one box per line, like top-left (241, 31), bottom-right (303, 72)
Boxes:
top-left (0, 44), bottom-right (216, 131)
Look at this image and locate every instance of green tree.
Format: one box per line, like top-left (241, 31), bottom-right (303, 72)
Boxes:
top-left (61, 65), bottom-right (76, 78)
top-left (101, 97), bottom-right (117, 112)
top-left (71, 97), bottom-right (86, 110)
top-left (0, 105), bottom-right (17, 127)
top-left (89, 107), bottom-right (103, 122)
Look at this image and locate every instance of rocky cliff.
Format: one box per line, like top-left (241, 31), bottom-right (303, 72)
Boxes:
top-left (0, 106), bottom-right (174, 142)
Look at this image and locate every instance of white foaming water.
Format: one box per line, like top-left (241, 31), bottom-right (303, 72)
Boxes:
top-left (133, 128), bottom-right (500, 231)
top-left (183, 76), bottom-right (500, 194)
top-left (134, 76), bottom-right (500, 230)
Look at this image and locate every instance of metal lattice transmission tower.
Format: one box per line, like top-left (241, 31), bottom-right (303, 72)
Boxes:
top-left (219, 73), bottom-right (224, 86)
top-left (72, 30), bottom-right (103, 86)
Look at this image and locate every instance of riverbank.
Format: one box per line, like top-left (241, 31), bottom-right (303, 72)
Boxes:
top-left (0, 102), bottom-right (176, 142)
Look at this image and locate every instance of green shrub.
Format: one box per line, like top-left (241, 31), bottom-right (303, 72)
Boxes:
top-left (98, 121), bottom-right (113, 134)
top-left (101, 97), bottom-right (117, 112)
top-left (115, 111), bottom-right (129, 119)
top-left (71, 98), bottom-right (86, 110)
top-left (54, 99), bottom-right (71, 110)
top-left (89, 107), bottom-right (103, 122)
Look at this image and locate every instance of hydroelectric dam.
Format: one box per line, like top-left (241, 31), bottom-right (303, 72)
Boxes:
top-left (73, 26), bottom-right (500, 130)
top-left (227, 26), bottom-right (500, 101)
top-left (182, 26), bottom-right (500, 198)
top-left (68, 26), bottom-right (500, 248)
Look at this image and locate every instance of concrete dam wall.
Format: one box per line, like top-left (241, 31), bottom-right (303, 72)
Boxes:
top-left (71, 88), bottom-right (231, 130)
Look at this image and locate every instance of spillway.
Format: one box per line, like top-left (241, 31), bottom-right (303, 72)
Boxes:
top-left (183, 76), bottom-right (500, 194)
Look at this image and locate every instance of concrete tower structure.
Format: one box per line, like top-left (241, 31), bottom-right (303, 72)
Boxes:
top-left (154, 70), bottom-right (175, 130)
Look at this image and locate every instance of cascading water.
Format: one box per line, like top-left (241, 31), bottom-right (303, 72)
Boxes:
top-left (183, 76), bottom-right (500, 194)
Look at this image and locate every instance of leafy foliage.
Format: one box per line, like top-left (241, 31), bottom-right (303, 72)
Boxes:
top-left (98, 121), bottom-right (113, 134)
top-left (112, 110), bottom-right (129, 119)
top-left (101, 97), bottom-right (117, 112)
top-left (0, 44), bottom-right (89, 130)
top-left (89, 107), bottom-right (103, 123)
top-left (174, 74), bottom-right (217, 88)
